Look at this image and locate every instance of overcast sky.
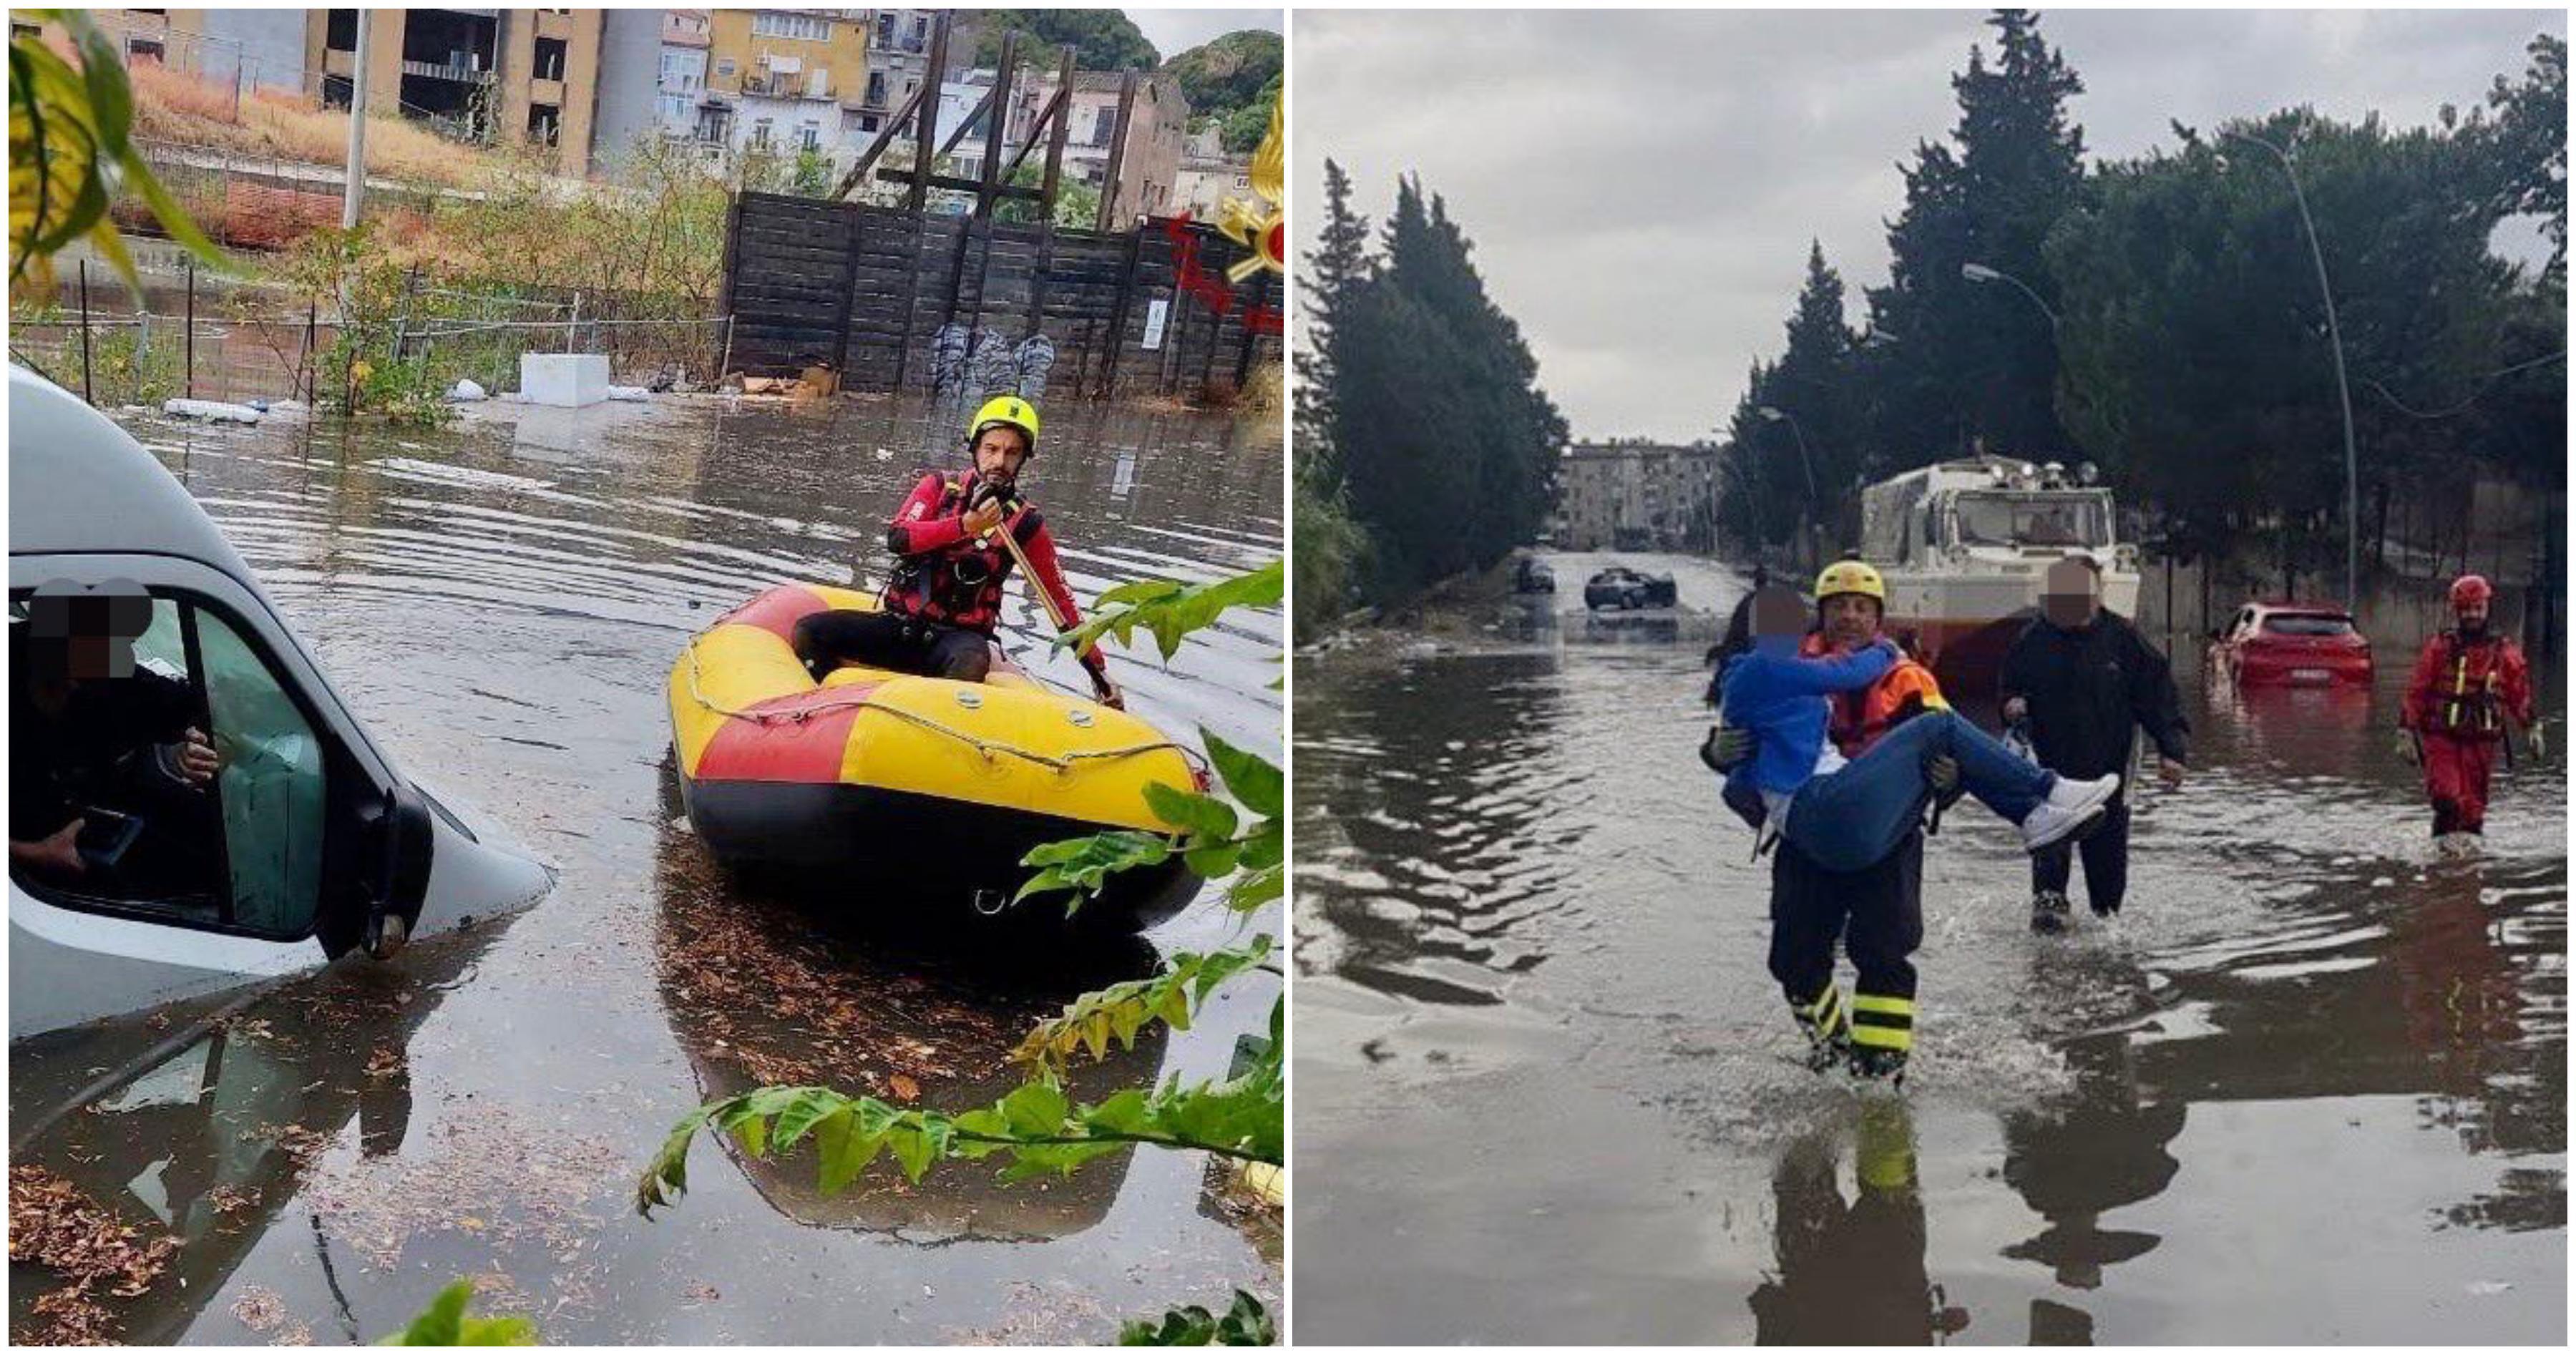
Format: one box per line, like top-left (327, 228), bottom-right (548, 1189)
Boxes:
top-left (1128, 7), bottom-right (1282, 61)
top-left (1298, 9), bottom-right (2562, 442)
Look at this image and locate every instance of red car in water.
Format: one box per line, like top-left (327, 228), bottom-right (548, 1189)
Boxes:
top-left (2213, 602), bottom-right (2375, 687)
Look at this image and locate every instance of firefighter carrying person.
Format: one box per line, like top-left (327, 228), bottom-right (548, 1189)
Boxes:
top-left (1999, 556), bottom-right (2189, 934)
top-left (1702, 559), bottom-right (1960, 1082)
top-left (792, 396), bottom-right (1122, 708)
top-left (2396, 574), bottom-right (2540, 856)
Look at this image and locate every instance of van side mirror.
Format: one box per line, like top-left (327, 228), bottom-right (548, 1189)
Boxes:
top-left (331, 785), bottom-right (434, 959)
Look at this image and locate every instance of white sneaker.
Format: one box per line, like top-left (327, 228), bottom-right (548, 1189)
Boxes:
top-left (2044, 772), bottom-right (2121, 813)
top-left (2020, 775), bottom-right (2117, 853)
top-left (2019, 799), bottom-right (2107, 853)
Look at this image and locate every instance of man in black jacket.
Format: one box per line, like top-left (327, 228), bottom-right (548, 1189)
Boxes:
top-left (1999, 558), bottom-right (2189, 932)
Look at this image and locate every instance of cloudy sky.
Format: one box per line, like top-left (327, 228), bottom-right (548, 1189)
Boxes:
top-left (1298, 9), bottom-right (2562, 442)
top-left (1128, 7), bottom-right (1282, 61)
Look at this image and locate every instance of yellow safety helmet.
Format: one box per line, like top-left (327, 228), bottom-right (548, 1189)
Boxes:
top-left (1815, 559), bottom-right (1886, 605)
top-left (968, 395), bottom-right (1040, 456)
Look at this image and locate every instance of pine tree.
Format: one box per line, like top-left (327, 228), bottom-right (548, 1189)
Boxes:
top-left (1297, 160), bottom-right (1370, 493)
top-left (1865, 8), bottom-right (2087, 467)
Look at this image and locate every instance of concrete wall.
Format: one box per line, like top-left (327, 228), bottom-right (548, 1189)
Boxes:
top-left (193, 11), bottom-right (310, 92)
top-left (592, 6), bottom-right (672, 162)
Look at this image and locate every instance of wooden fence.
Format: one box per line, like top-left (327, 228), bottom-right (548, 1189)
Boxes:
top-left (721, 192), bottom-right (1282, 400)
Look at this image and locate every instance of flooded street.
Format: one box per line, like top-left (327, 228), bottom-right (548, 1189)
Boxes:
top-left (11, 393), bottom-right (1281, 1344)
top-left (1294, 551), bottom-right (2564, 1344)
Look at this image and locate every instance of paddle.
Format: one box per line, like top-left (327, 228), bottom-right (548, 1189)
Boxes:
top-left (980, 491), bottom-right (1124, 710)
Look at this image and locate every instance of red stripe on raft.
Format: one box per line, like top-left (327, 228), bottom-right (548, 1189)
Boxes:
top-left (696, 698), bottom-right (865, 783)
top-left (717, 583), bottom-right (846, 643)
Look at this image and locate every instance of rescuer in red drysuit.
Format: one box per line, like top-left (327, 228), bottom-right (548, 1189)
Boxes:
top-left (2396, 574), bottom-right (2538, 853)
top-left (792, 396), bottom-right (1120, 707)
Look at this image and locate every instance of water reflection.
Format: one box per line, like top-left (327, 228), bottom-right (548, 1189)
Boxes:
top-left (2000, 1034), bottom-right (2185, 1291)
top-left (8, 931), bottom-right (499, 1344)
top-left (1293, 654), bottom-right (1578, 1007)
top-left (1747, 1098), bottom-right (1969, 1344)
top-left (649, 806), bottom-right (1166, 1242)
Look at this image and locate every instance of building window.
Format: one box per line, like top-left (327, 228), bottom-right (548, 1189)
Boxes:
top-left (326, 8), bottom-right (357, 50)
top-left (527, 102), bottom-right (560, 147)
top-left (716, 57), bottom-right (735, 77)
top-left (751, 12), bottom-right (831, 42)
top-left (125, 35), bottom-right (164, 64)
top-left (750, 117), bottom-right (772, 148)
top-left (798, 122), bottom-right (820, 151)
top-left (534, 36), bottom-right (567, 82)
top-left (696, 105), bottom-right (729, 142)
top-left (877, 13), bottom-right (893, 44)
top-left (1090, 106), bottom-right (1115, 147)
top-left (864, 70), bottom-right (886, 107)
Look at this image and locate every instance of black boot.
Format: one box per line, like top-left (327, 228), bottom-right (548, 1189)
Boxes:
top-left (1848, 1045), bottom-right (1908, 1086)
top-left (2030, 890), bottom-right (2071, 934)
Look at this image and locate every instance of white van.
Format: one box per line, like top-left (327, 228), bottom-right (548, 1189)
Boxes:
top-left (9, 366), bottom-right (550, 1040)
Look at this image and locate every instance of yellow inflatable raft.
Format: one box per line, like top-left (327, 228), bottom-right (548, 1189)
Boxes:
top-left (668, 582), bottom-right (1204, 931)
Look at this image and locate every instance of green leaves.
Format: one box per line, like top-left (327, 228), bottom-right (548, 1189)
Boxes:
top-left (8, 11), bottom-right (223, 296)
top-left (375, 1280), bottom-right (536, 1346)
top-left (1059, 561), bottom-right (1284, 664)
top-left (1014, 830), bottom-right (1171, 913)
top-left (1118, 1291), bottom-right (1276, 1346)
top-left (1013, 937), bottom-right (1274, 1075)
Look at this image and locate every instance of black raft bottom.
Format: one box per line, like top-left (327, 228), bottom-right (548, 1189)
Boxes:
top-left (678, 776), bottom-right (1203, 936)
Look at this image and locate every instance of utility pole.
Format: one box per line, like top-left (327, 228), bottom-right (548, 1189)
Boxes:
top-left (343, 12), bottom-right (371, 230)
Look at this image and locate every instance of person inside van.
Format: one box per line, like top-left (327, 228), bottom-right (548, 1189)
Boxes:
top-left (9, 584), bottom-right (223, 898)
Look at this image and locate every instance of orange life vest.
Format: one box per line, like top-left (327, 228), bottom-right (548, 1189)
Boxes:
top-left (1802, 635), bottom-right (1951, 757)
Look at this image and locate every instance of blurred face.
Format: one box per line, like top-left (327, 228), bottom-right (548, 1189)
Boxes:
top-left (1751, 585), bottom-right (1809, 653)
top-left (2041, 558), bottom-right (2101, 628)
top-left (974, 428), bottom-right (1030, 486)
top-left (1820, 593), bottom-right (1882, 650)
top-left (2457, 598), bottom-right (2489, 631)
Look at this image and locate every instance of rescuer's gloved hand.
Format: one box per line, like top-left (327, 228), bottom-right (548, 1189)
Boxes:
top-left (1700, 724), bottom-right (1752, 773)
top-left (2394, 731), bottom-right (2420, 765)
top-left (1926, 752), bottom-right (1960, 797)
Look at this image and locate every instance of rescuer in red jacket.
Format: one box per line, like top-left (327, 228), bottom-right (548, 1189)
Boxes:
top-left (2396, 574), bottom-right (2538, 855)
top-left (792, 396), bottom-right (1120, 708)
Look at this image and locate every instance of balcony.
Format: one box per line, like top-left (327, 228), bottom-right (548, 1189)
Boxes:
top-left (401, 59), bottom-right (492, 85)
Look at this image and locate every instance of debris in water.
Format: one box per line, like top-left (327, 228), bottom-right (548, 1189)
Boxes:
top-left (9, 1164), bottom-right (182, 1344)
top-left (2372, 876), bottom-right (2396, 887)
top-left (2467, 1280), bottom-right (2514, 1296)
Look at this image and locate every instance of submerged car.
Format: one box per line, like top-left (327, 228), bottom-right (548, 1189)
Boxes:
top-left (1584, 565), bottom-right (1677, 610)
top-left (9, 366), bottom-right (552, 1040)
top-left (2213, 602), bottom-right (2374, 687)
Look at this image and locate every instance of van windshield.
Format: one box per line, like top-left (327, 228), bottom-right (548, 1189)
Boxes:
top-left (1953, 493), bottom-right (2109, 547)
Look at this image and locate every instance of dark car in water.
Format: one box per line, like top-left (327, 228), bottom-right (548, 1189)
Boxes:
top-left (2213, 602), bottom-right (2374, 687)
top-left (1584, 565), bottom-right (1677, 611)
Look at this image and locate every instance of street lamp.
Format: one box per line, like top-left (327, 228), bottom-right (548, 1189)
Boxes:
top-left (1961, 261), bottom-right (2060, 331)
top-left (1755, 405), bottom-right (1821, 569)
top-left (2219, 126), bottom-right (2361, 610)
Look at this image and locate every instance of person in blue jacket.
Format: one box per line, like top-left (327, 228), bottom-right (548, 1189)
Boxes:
top-left (1718, 586), bottom-right (2119, 871)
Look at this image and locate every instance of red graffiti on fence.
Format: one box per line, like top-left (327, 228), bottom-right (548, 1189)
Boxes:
top-left (1165, 215), bottom-right (1283, 336)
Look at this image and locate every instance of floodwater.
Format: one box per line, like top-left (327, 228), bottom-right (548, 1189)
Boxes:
top-left (9, 393), bottom-right (1282, 1344)
top-left (1294, 550), bottom-right (2565, 1345)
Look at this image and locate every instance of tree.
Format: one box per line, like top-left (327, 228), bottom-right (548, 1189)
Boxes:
top-left (970, 9), bottom-right (1158, 72)
top-left (1725, 241), bottom-right (1867, 559)
top-left (2477, 32), bottom-right (2567, 283)
top-left (1863, 8), bottom-right (2087, 466)
top-left (2047, 109), bottom-right (2519, 580)
top-left (1220, 74), bottom-right (1283, 155)
top-left (1330, 176), bottom-right (1566, 597)
top-left (1161, 30), bottom-right (1282, 141)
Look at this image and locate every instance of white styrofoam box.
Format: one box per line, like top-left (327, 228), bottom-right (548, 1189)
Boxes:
top-left (519, 353), bottom-right (610, 408)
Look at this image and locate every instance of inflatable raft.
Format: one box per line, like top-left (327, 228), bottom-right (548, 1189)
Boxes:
top-left (668, 583), bottom-right (1204, 931)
